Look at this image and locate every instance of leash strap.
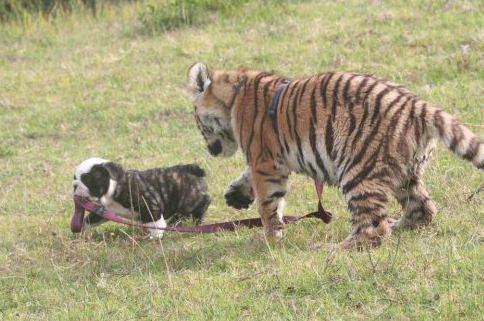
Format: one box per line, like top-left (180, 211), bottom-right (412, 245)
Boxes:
top-left (268, 79), bottom-right (290, 135)
top-left (467, 182), bottom-right (484, 201)
top-left (315, 182), bottom-right (333, 224)
top-left (73, 195), bottom-right (332, 234)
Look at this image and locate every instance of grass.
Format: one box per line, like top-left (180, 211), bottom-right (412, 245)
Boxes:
top-left (139, 0), bottom-right (254, 31)
top-left (1, 0), bottom-right (484, 319)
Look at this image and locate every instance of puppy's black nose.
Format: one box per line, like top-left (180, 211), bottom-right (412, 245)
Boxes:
top-left (208, 140), bottom-right (222, 156)
top-left (73, 184), bottom-right (78, 191)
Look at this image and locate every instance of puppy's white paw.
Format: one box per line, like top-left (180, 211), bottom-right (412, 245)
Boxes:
top-left (145, 217), bottom-right (167, 240)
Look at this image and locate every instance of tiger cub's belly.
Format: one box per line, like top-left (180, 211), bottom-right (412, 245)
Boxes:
top-left (283, 141), bottom-right (339, 185)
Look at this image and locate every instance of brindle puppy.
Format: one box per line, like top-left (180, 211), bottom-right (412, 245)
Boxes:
top-left (73, 158), bottom-right (211, 238)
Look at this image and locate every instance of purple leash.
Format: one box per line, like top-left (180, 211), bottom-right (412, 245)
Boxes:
top-left (71, 185), bottom-right (332, 234)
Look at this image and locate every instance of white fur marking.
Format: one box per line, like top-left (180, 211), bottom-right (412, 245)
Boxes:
top-left (75, 157), bottom-right (108, 178)
top-left (100, 179), bottom-right (140, 220)
top-left (73, 157), bottom-right (109, 199)
top-left (145, 217), bottom-right (167, 239)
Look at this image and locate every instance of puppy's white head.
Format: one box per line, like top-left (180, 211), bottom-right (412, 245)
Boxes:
top-left (73, 157), bottom-right (118, 202)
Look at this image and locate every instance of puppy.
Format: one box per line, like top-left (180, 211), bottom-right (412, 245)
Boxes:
top-left (73, 158), bottom-right (211, 238)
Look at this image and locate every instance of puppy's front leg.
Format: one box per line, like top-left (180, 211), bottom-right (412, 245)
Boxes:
top-left (83, 212), bottom-right (108, 230)
top-left (144, 216), bottom-right (167, 239)
top-left (251, 163), bottom-right (290, 239)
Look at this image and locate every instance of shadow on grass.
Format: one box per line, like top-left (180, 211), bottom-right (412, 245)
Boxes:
top-left (66, 224), bottom-right (281, 274)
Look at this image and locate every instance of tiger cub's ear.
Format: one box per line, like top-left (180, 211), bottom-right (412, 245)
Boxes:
top-left (188, 62), bottom-right (211, 103)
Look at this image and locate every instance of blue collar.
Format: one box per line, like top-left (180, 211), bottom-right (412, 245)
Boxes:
top-left (268, 80), bottom-right (290, 135)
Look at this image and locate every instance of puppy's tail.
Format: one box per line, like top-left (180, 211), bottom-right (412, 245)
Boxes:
top-left (185, 164), bottom-right (206, 177)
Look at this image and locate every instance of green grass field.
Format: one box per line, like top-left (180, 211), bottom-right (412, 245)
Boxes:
top-left (1, 0), bottom-right (484, 319)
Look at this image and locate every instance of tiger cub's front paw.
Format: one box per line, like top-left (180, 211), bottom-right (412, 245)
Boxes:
top-left (224, 184), bottom-right (254, 209)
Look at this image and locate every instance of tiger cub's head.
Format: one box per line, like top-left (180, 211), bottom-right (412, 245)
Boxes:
top-left (188, 62), bottom-right (239, 157)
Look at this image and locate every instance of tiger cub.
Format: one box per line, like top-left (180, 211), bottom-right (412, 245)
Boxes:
top-left (187, 62), bottom-right (484, 249)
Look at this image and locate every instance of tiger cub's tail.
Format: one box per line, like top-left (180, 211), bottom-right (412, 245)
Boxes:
top-left (425, 105), bottom-right (484, 170)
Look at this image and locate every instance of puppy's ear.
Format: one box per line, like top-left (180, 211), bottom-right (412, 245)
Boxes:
top-left (102, 162), bottom-right (124, 181)
top-left (81, 165), bottom-right (110, 197)
top-left (188, 62), bottom-right (211, 103)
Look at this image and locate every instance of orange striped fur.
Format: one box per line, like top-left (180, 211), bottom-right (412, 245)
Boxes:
top-left (188, 62), bottom-right (484, 249)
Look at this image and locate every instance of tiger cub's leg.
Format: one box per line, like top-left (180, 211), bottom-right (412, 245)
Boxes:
top-left (394, 177), bottom-right (436, 229)
top-left (251, 164), bottom-right (290, 238)
top-left (339, 182), bottom-right (393, 249)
